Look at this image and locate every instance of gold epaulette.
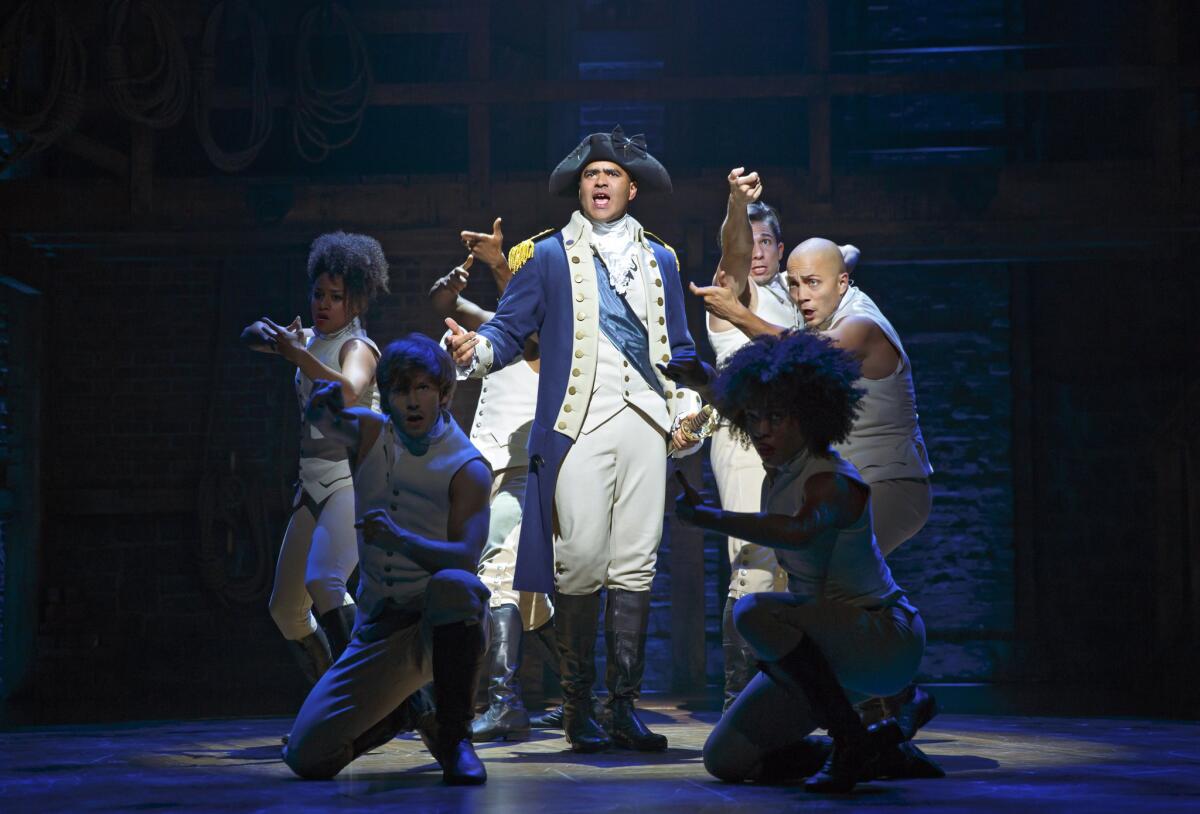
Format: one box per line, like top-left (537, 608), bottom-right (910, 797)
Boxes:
top-left (642, 230), bottom-right (679, 271)
top-left (506, 229), bottom-right (555, 274)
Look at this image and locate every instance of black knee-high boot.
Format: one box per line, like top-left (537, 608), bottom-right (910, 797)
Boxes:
top-left (722, 596), bottom-right (757, 712)
top-left (758, 636), bottom-right (902, 793)
top-left (604, 589), bottom-right (667, 751)
top-left (431, 621), bottom-right (488, 785)
top-left (554, 592), bottom-right (611, 752)
top-left (286, 628), bottom-right (333, 685)
top-left (470, 605), bottom-right (532, 741)
top-left (317, 604), bottom-right (357, 662)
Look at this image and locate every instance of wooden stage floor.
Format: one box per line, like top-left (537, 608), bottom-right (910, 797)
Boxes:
top-left (2, 702), bottom-right (1198, 813)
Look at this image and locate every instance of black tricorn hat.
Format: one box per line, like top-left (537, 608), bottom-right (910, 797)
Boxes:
top-left (548, 125), bottom-right (673, 197)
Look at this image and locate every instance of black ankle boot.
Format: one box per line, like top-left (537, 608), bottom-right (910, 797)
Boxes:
top-left (554, 592), bottom-right (611, 753)
top-left (471, 605), bottom-right (531, 742)
top-left (757, 637), bottom-right (901, 793)
top-left (286, 629), bottom-right (333, 685)
top-left (722, 596), bottom-right (757, 712)
top-left (317, 604), bottom-right (357, 662)
top-left (604, 589), bottom-right (667, 751)
top-left (432, 621), bottom-right (488, 785)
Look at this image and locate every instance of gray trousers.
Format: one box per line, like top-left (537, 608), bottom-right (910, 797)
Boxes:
top-left (282, 569), bottom-right (490, 779)
top-left (703, 592), bottom-right (924, 783)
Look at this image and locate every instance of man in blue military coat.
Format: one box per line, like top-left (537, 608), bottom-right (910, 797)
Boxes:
top-left (446, 126), bottom-right (703, 753)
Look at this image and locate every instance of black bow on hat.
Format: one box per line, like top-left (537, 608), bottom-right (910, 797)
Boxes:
top-left (548, 125), bottom-right (672, 197)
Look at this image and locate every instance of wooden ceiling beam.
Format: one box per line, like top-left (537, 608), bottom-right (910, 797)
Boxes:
top-left (85, 65), bottom-right (1195, 113)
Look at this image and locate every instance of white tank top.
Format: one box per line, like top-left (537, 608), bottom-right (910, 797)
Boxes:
top-left (707, 273), bottom-right (798, 367)
top-left (470, 359), bottom-right (538, 471)
top-left (294, 317), bottom-right (381, 503)
top-left (764, 449), bottom-right (912, 611)
top-left (828, 287), bottom-right (932, 482)
top-left (354, 414), bottom-right (487, 619)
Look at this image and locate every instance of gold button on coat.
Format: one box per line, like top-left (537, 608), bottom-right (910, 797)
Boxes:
top-left (571, 256), bottom-right (580, 264)
top-left (575, 349), bottom-right (584, 358)
top-left (650, 259), bottom-right (658, 268)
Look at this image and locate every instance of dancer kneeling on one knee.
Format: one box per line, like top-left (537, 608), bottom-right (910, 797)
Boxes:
top-left (282, 334), bottom-right (492, 786)
top-left (675, 330), bottom-right (929, 793)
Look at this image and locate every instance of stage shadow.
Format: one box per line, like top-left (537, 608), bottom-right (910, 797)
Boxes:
top-left (930, 753), bottom-right (1001, 772)
top-left (222, 744), bottom-right (287, 762)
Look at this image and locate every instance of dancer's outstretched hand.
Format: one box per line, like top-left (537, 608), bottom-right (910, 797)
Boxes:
top-left (444, 317), bottom-right (479, 367)
top-left (306, 379), bottom-right (346, 423)
top-left (656, 347), bottom-right (714, 390)
top-left (674, 470), bottom-right (708, 524)
top-left (689, 270), bottom-right (747, 325)
top-left (461, 217), bottom-right (505, 269)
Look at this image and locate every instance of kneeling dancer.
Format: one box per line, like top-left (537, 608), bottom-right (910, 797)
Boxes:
top-left (677, 331), bottom-right (924, 793)
top-left (282, 335), bottom-right (492, 785)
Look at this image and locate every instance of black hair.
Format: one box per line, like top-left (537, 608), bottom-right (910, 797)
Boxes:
top-left (712, 330), bottom-right (864, 456)
top-left (376, 333), bottom-right (457, 401)
top-left (306, 231), bottom-right (391, 314)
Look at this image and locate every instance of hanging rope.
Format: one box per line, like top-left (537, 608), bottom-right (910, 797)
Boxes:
top-left (291, 1), bottom-right (372, 163)
top-left (104, 0), bottom-right (191, 129)
top-left (193, 0), bottom-right (273, 173)
top-left (0, 0), bottom-right (87, 171)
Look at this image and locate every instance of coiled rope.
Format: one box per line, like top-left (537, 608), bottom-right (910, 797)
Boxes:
top-left (291, 2), bottom-right (372, 163)
top-left (193, 0), bottom-right (273, 173)
top-left (0, 1), bottom-right (86, 171)
top-left (104, 0), bottom-right (191, 129)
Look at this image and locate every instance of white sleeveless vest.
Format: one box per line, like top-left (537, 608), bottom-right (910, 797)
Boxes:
top-left (764, 449), bottom-right (912, 611)
top-left (707, 273), bottom-right (798, 367)
top-left (354, 414), bottom-right (487, 619)
top-left (295, 317), bottom-right (381, 503)
top-left (828, 287), bottom-right (932, 483)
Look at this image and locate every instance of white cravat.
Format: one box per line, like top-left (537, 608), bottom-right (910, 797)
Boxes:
top-left (589, 213), bottom-right (640, 296)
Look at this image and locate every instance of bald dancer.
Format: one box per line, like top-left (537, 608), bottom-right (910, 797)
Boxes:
top-left (693, 225), bottom-right (935, 738)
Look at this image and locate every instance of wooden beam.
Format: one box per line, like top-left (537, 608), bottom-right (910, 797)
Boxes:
top-left (125, 66), bottom-right (1200, 112)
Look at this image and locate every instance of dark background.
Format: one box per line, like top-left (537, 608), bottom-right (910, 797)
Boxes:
top-left (0, 0), bottom-right (1196, 723)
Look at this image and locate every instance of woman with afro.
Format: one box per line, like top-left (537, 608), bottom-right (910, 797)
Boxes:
top-left (241, 232), bottom-right (390, 686)
top-left (676, 330), bottom-right (928, 793)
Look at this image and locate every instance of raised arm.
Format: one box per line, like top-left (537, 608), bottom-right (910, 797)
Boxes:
top-left (460, 217), bottom-right (514, 294)
top-left (357, 458), bottom-right (492, 574)
top-left (428, 257), bottom-right (496, 332)
top-left (675, 470), bottom-right (868, 550)
top-left (714, 167), bottom-right (763, 306)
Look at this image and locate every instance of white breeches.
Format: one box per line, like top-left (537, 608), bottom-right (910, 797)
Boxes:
top-left (554, 405), bottom-right (666, 595)
top-left (268, 484), bottom-right (358, 641)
